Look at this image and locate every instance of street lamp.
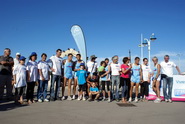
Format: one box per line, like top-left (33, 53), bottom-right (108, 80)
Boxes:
top-left (142, 33), bottom-right (157, 67)
top-left (177, 53), bottom-right (183, 69)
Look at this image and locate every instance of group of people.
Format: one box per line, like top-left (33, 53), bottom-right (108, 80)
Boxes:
top-left (0, 48), bottom-right (181, 105)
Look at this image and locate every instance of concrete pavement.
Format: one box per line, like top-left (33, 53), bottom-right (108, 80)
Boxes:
top-left (0, 99), bottom-right (185, 124)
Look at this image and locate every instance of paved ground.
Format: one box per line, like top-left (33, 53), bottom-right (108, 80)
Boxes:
top-left (0, 98), bottom-right (185, 124)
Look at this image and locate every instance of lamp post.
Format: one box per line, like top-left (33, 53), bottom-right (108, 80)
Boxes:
top-left (142, 33), bottom-right (157, 67)
top-left (177, 53), bottom-right (182, 69)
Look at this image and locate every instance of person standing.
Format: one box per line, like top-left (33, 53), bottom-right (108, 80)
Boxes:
top-left (152, 56), bottom-right (161, 103)
top-left (129, 57), bottom-right (143, 103)
top-left (13, 56), bottom-right (27, 104)
top-left (120, 57), bottom-right (131, 103)
top-left (105, 55), bottom-right (121, 102)
top-left (63, 53), bottom-right (73, 100)
top-left (140, 58), bottom-right (151, 101)
top-left (37, 53), bottom-right (50, 102)
top-left (48, 49), bottom-right (63, 101)
top-left (0, 48), bottom-right (14, 100)
top-left (76, 63), bottom-right (87, 101)
top-left (14, 53), bottom-right (21, 68)
top-left (160, 55), bottom-right (181, 103)
top-left (87, 55), bottom-right (98, 75)
top-left (73, 54), bottom-right (84, 100)
top-left (26, 52), bottom-right (38, 104)
top-left (100, 58), bottom-right (111, 102)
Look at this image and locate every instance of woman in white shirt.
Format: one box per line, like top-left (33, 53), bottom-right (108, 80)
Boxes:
top-left (140, 58), bottom-right (151, 101)
top-left (26, 52), bottom-right (38, 104)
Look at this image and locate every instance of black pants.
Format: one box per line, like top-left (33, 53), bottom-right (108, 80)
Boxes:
top-left (140, 81), bottom-right (149, 98)
top-left (26, 82), bottom-right (36, 101)
top-left (101, 81), bottom-right (110, 91)
top-left (120, 77), bottom-right (130, 98)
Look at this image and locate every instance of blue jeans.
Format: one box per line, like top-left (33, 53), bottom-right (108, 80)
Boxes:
top-left (50, 75), bottom-right (61, 99)
top-left (163, 77), bottom-right (173, 100)
top-left (38, 80), bottom-right (48, 100)
top-left (111, 75), bottom-right (120, 99)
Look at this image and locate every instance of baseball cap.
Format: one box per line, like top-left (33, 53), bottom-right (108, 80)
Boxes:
top-left (80, 63), bottom-right (85, 66)
top-left (16, 53), bottom-right (21, 56)
top-left (90, 55), bottom-right (97, 60)
top-left (30, 52), bottom-right (37, 56)
top-left (19, 56), bottom-right (26, 60)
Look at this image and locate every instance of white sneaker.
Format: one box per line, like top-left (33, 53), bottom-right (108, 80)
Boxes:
top-left (134, 98), bottom-right (138, 103)
top-left (44, 99), bottom-right (49, 102)
top-left (62, 96), bottom-right (66, 100)
top-left (128, 97), bottom-right (132, 102)
top-left (154, 98), bottom-right (160, 103)
top-left (38, 99), bottom-right (42, 103)
top-left (82, 97), bottom-right (86, 101)
top-left (67, 96), bottom-right (72, 101)
top-left (168, 99), bottom-right (172, 103)
top-left (77, 97), bottom-right (81, 101)
top-left (108, 98), bottom-right (111, 102)
top-left (165, 99), bottom-right (169, 102)
top-left (72, 95), bottom-right (76, 100)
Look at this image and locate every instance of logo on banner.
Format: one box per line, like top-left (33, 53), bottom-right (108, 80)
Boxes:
top-left (174, 89), bottom-right (185, 96)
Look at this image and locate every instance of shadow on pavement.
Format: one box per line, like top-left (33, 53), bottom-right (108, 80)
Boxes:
top-left (0, 101), bottom-right (28, 111)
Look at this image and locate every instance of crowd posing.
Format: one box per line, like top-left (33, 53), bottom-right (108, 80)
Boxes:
top-left (0, 48), bottom-right (181, 105)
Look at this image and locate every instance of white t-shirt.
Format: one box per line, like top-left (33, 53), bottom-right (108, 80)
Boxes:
top-left (48, 56), bottom-right (63, 76)
top-left (38, 61), bottom-right (50, 80)
top-left (14, 58), bottom-right (19, 68)
top-left (110, 62), bottom-right (121, 76)
top-left (26, 60), bottom-right (38, 82)
top-left (142, 64), bottom-right (152, 81)
top-left (13, 64), bottom-right (27, 88)
top-left (87, 61), bottom-right (98, 73)
top-left (160, 61), bottom-right (177, 77)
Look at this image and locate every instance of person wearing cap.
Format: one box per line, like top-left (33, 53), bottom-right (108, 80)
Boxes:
top-left (76, 63), bottom-right (87, 101)
top-left (37, 53), bottom-right (50, 103)
top-left (0, 48), bottom-right (14, 100)
top-left (12, 56), bottom-right (27, 104)
top-left (86, 55), bottom-right (98, 75)
top-left (47, 49), bottom-right (63, 101)
top-left (72, 54), bottom-right (85, 100)
top-left (62, 53), bottom-right (74, 100)
top-left (26, 52), bottom-right (38, 104)
top-left (103, 55), bottom-right (121, 102)
top-left (14, 52), bottom-right (21, 68)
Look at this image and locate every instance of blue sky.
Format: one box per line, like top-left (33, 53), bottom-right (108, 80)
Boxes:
top-left (0, 0), bottom-right (185, 71)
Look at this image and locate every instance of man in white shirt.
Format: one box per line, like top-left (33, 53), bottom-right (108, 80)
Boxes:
top-left (14, 53), bottom-right (21, 68)
top-left (105, 55), bottom-right (121, 102)
top-left (87, 55), bottom-right (98, 75)
top-left (160, 55), bottom-right (181, 103)
top-left (48, 49), bottom-right (63, 101)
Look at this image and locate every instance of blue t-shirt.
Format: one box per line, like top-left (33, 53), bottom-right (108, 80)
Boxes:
top-left (90, 87), bottom-right (99, 92)
top-left (76, 69), bottom-right (87, 85)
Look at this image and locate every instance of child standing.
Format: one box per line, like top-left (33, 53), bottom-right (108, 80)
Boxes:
top-left (89, 82), bottom-right (100, 102)
top-left (13, 56), bottom-right (27, 104)
top-left (98, 61), bottom-right (106, 77)
top-left (76, 63), bottom-right (87, 101)
top-left (37, 53), bottom-right (50, 102)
